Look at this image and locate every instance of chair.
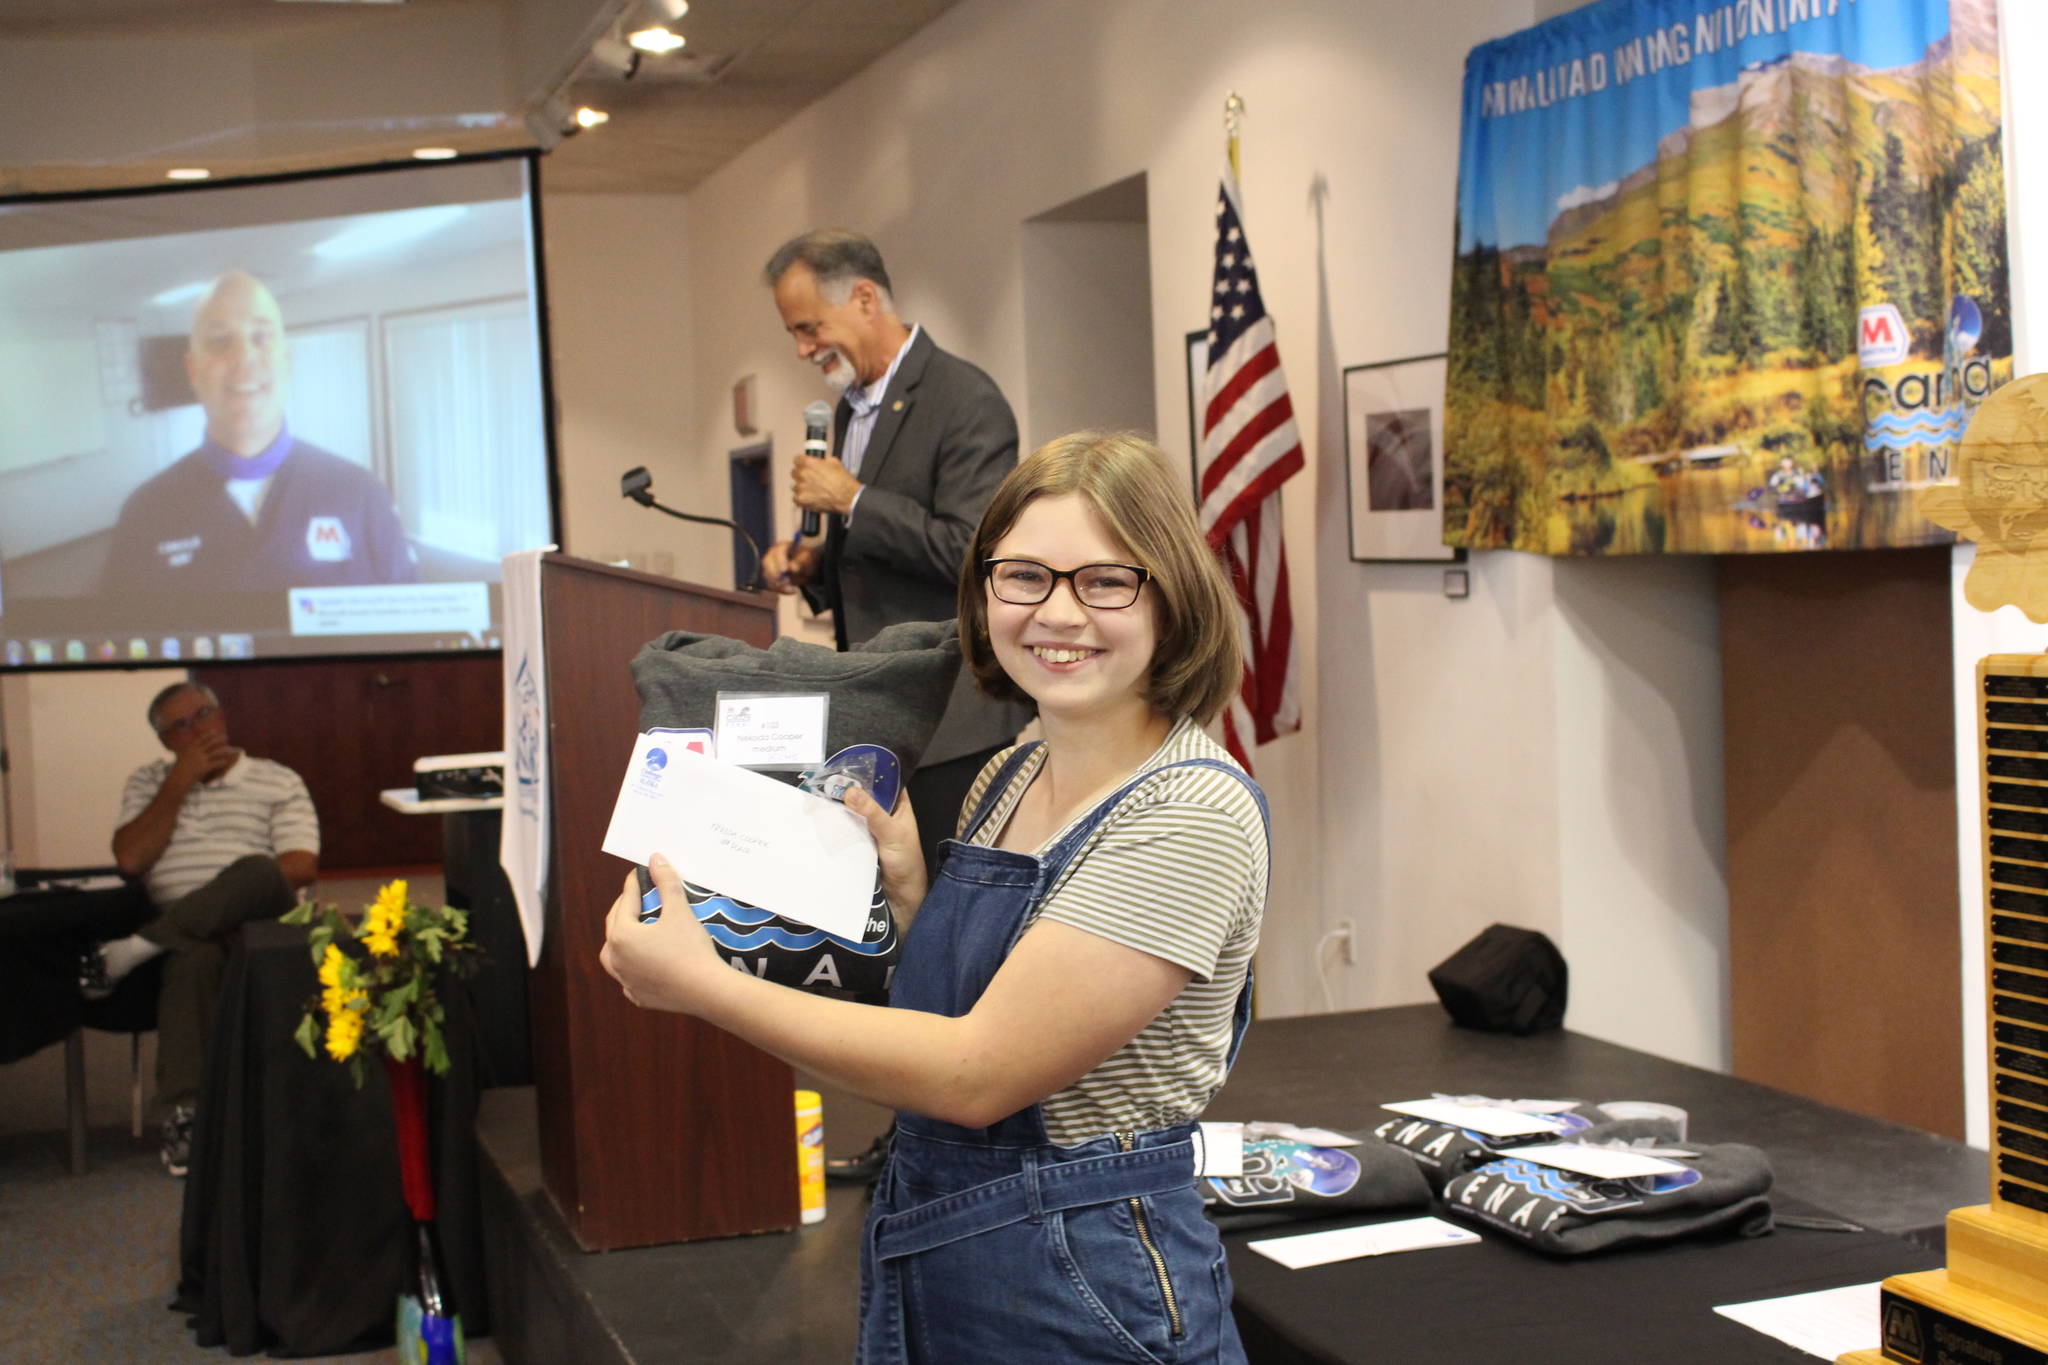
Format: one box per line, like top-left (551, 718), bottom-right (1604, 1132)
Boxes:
top-left (0, 868), bottom-right (157, 1173)
top-left (68, 955), bottom-right (164, 1172)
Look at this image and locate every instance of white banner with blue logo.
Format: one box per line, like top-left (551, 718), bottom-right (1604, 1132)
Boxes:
top-left (1444, 0), bottom-right (2008, 555)
top-left (499, 548), bottom-right (550, 965)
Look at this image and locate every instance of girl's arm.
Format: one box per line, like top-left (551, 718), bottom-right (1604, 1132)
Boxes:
top-left (600, 855), bottom-right (1189, 1129)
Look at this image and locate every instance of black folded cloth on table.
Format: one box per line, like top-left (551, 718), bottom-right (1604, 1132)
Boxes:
top-left (1370, 1100), bottom-right (1685, 1191)
top-left (1200, 1129), bottom-right (1432, 1230)
top-left (1440, 1142), bottom-right (1775, 1255)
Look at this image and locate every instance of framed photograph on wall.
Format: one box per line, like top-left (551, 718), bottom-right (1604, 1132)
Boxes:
top-left (1344, 353), bottom-right (1462, 563)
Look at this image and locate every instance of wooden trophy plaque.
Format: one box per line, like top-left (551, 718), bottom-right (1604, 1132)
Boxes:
top-left (1841, 376), bottom-right (2048, 1362)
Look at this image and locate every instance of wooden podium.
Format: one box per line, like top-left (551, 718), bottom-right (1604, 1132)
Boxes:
top-left (527, 554), bottom-right (794, 1251)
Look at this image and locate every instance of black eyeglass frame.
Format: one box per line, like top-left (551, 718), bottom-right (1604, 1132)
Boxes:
top-left (980, 558), bottom-right (1153, 610)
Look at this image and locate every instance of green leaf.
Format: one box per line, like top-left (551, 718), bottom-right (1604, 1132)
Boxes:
top-left (348, 1055), bottom-right (366, 1088)
top-left (423, 1021), bottom-right (449, 1076)
top-left (292, 1012), bottom-right (320, 1060)
top-left (387, 1014), bottom-right (417, 1061)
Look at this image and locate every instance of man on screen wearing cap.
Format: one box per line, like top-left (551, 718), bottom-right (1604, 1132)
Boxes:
top-left (99, 270), bottom-right (417, 604)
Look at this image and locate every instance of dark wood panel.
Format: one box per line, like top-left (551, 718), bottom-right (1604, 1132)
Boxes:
top-left (1720, 546), bottom-right (1963, 1139)
top-left (193, 654), bottom-right (501, 872)
top-left (531, 555), bottom-right (790, 1249)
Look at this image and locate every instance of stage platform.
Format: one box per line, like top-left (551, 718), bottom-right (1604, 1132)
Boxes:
top-left (477, 1005), bottom-right (1990, 1364)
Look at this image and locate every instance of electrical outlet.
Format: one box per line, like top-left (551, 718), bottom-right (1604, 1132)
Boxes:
top-left (1333, 919), bottom-right (1355, 965)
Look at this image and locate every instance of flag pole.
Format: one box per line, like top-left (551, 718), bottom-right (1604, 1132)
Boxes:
top-left (1224, 91), bottom-right (1244, 180)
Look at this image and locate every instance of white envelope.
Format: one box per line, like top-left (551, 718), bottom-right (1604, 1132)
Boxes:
top-left (602, 738), bottom-right (876, 941)
top-left (1380, 1099), bottom-right (1566, 1138)
top-left (1504, 1143), bottom-right (1692, 1180)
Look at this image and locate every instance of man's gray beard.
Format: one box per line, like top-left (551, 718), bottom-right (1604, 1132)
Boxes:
top-left (816, 349), bottom-right (855, 395)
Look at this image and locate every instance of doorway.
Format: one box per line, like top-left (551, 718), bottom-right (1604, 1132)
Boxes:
top-left (1020, 174), bottom-right (1156, 448)
top-left (728, 440), bottom-right (772, 592)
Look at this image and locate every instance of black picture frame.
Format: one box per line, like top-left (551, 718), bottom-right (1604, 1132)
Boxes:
top-left (1343, 352), bottom-right (1463, 563)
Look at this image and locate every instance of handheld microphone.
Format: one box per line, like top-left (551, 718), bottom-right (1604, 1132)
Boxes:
top-left (799, 400), bottom-right (834, 539)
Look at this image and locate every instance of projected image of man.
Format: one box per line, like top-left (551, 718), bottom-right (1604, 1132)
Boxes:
top-left (99, 271), bottom-right (418, 600)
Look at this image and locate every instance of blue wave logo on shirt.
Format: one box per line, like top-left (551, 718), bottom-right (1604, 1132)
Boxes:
top-left (681, 879), bottom-right (893, 954)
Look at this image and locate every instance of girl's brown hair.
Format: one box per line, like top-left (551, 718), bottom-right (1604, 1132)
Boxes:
top-left (958, 430), bottom-right (1242, 724)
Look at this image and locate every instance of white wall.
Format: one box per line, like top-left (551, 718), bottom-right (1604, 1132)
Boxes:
top-left (2, 669), bottom-right (179, 869)
top-left (1554, 557), bottom-right (1728, 1067)
top-left (1020, 219), bottom-right (1157, 444)
top-left (537, 192), bottom-right (700, 576)
top-left (1948, 0), bottom-right (2048, 1150)
top-left (657, 0), bottom-right (1734, 1060)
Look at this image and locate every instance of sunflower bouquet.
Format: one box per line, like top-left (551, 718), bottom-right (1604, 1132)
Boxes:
top-left (284, 879), bottom-right (479, 1086)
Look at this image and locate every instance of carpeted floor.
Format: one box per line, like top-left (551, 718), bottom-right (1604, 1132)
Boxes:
top-left (0, 871), bottom-right (503, 1362)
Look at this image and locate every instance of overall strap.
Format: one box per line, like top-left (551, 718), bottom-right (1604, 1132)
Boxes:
top-left (1035, 754), bottom-right (1270, 894)
top-left (955, 741), bottom-right (1044, 845)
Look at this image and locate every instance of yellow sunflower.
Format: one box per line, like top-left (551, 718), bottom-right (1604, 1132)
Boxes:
top-left (324, 992), bottom-right (367, 1060)
top-left (361, 880), bottom-right (409, 958)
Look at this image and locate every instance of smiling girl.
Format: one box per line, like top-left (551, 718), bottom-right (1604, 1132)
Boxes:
top-left (602, 430), bottom-right (1269, 1363)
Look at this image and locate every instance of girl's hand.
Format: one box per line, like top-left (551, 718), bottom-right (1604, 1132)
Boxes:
top-left (843, 783), bottom-right (927, 920)
top-left (599, 854), bottom-right (723, 1013)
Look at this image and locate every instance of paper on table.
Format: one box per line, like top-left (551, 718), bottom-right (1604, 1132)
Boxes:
top-left (1248, 1217), bottom-right (1482, 1269)
top-left (1714, 1282), bottom-right (1881, 1360)
top-left (1507, 1143), bottom-right (1692, 1180)
top-left (1381, 1099), bottom-right (1566, 1138)
top-left (601, 738), bottom-right (876, 940)
top-left (1243, 1121), bottom-right (1360, 1147)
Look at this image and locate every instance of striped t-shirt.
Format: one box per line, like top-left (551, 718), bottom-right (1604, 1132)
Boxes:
top-left (119, 756), bottom-right (320, 908)
top-left (958, 716), bottom-right (1268, 1147)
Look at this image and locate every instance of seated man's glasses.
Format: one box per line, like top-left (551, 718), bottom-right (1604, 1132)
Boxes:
top-left (158, 705), bottom-right (218, 737)
top-left (983, 559), bottom-right (1151, 610)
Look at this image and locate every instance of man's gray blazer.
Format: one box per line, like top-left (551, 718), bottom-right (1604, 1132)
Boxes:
top-left (809, 327), bottom-right (1033, 765)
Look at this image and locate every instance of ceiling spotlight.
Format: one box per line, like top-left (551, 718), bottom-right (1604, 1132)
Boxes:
top-left (575, 107), bottom-right (610, 129)
top-left (628, 26), bottom-right (685, 54)
top-left (648, 0), bottom-right (688, 19)
top-left (166, 168), bottom-right (210, 181)
top-left (588, 34), bottom-right (640, 78)
top-left (413, 147), bottom-right (459, 160)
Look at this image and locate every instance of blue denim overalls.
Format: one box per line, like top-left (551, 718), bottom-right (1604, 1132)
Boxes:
top-left (857, 744), bottom-right (1267, 1364)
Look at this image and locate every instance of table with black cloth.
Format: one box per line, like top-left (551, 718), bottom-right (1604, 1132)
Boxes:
top-left (175, 919), bottom-right (490, 1357)
top-left (473, 1003), bottom-right (1987, 1365)
top-left (0, 874), bottom-right (155, 1065)
top-left (1206, 1004), bottom-right (1982, 1364)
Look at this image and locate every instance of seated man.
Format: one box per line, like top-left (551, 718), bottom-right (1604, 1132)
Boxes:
top-left (90, 681), bottom-right (319, 1176)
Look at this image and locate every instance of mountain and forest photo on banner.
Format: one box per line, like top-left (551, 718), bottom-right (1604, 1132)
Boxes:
top-left (1445, 0), bottom-right (2006, 555)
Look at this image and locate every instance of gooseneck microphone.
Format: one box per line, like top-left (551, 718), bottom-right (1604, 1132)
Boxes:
top-left (799, 399), bottom-right (834, 540)
top-left (619, 466), bottom-right (765, 592)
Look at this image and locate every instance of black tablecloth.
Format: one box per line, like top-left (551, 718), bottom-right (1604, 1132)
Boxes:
top-left (175, 920), bottom-right (489, 1357)
top-left (0, 879), bottom-right (155, 1063)
top-left (438, 808), bottom-right (532, 1088)
top-left (1226, 1204), bottom-right (1943, 1364)
top-left (1203, 1005), bottom-right (1979, 1363)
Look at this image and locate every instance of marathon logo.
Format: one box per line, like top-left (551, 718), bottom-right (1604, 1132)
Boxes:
top-left (306, 516), bottom-right (353, 562)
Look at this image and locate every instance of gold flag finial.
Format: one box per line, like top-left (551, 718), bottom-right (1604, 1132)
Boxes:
top-left (1224, 92), bottom-right (1245, 178)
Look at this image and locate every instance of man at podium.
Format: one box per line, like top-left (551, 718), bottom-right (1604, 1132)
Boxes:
top-left (757, 230), bottom-right (1033, 876)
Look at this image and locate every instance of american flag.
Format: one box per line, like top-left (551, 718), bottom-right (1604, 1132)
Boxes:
top-left (1198, 168), bottom-right (1304, 772)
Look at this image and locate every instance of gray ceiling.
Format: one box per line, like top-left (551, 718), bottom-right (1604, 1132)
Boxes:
top-left (0, 0), bottom-right (960, 196)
